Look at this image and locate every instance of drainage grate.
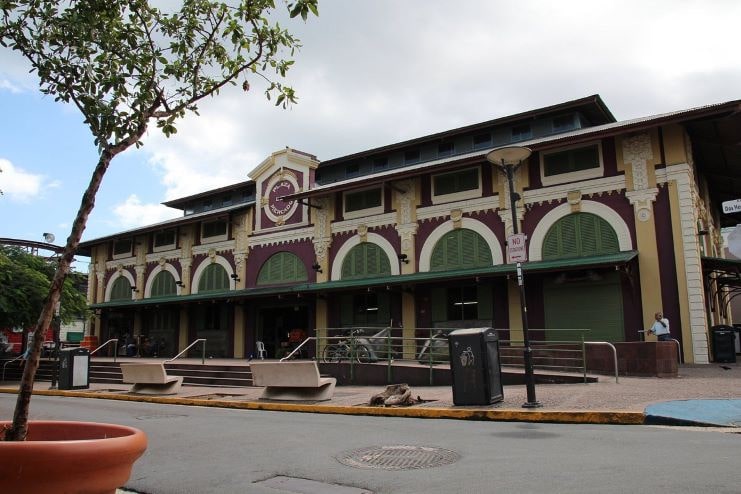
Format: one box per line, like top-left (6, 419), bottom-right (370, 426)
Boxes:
top-left (337, 445), bottom-right (460, 470)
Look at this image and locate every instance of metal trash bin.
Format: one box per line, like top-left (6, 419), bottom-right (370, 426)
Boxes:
top-left (448, 328), bottom-right (503, 406)
top-left (58, 347), bottom-right (90, 390)
top-left (710, 325), bottom-right (736, 363)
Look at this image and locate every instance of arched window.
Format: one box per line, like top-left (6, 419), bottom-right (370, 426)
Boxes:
top-left (341, 243), bottom-right (391, 280)
top-left (257, 252), bottom-right (308, 285)
top-left (542, 212), bottom-right (619, 260)
top-left (110, 277), bottom-right (132, 301)
top-left (430, 228), bottom-right (492, 271)
top-left (150, 270), bottom-right (177, 298)
top-left (197, 263), bottom-right (230, 293)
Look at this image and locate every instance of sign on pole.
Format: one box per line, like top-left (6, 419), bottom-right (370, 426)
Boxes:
top-left (507, 233), bottom-right (527, 263)
top-left (722, 199), bottom-right (741, 214)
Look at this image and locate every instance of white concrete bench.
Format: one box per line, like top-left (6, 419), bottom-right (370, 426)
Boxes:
top-left (119, 362), bottom-right (183, 395)
top-left (249, 361), bottom-right (336, 401)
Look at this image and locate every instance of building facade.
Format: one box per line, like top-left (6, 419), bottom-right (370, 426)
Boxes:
top-left (80, 95), bottom-right (741, 364)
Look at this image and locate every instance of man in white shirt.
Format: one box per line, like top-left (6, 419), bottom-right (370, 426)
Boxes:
top-left (649, 311), bottom-right (671, 341)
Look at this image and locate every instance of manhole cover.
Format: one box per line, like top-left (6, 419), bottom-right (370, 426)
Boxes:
top-left (337, 445), bottom-right (460, 470)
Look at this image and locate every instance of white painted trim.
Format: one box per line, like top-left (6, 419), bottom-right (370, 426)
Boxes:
top-left (105, 256), bottom-right (136, 270)
top-left (417, 196), bottom-right (498, 222)
top-left (144, 263), bottom-right (183, 298)
top-left (331, 232), bottom-right (401, 280)
top-left (191, 255), bottom-right (236, 294)
top-left (539, 141), bottom-right (604, 187)
top-left (342, 186), bottom-right (385, 220)
top-left (249, 226), bottom-right (314, 247)
top-left (191, 241), bottom-right (234, 256)
top-left (200, 218), bottom-right (229, 243)
top-left (528, 200), bottom-right (632, 261)
top-left (522, 175), bottom-right (627, 206)
top-left (145, 249), bottom-right (183, 264)
top-left (430, 167), bottom-right (482, 205)
top-left (104, 270), bottom-right (136, 302)
top-left (418, 217), bottom-right (504, 272)
top-left (331, 212), bottom-right (397, 235)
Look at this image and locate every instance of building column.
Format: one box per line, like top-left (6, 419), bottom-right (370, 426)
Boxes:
top-left (315, 297), bottom-right (328, 354)
top-left (178, 307), bottom-right (189, 353)
top-left (233, 305), bottom-right (245, 358)
top-left (507, 279), bottom-right (524, 344)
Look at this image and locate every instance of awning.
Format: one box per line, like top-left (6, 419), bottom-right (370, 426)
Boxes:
top-left (702, 256), bottom-right (741, 288)
top-left (92, 250), bottom-right (638, 310)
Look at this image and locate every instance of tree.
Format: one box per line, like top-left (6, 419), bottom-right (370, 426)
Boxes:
top-left (0, 0), bottom-right (318, 441)
top-left (0, 246), bottom-right (89, 330)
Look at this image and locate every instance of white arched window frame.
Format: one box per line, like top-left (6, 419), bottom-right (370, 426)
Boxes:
top-left (418, 217), bottom-right (504, 272)
top-left (104, 270), bottom-right (136, 302)
top-left (331, 232), bottom-right (400, 281)
top-left (528, 200), bottom-right (632, 262)
top-left (144, 263), bottom-right (183, 298)
top-left (191, 255), bottom-right (236, 294)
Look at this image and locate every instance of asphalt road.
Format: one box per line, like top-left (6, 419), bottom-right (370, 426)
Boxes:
top-left (2, 395), bottom-right (739, 494)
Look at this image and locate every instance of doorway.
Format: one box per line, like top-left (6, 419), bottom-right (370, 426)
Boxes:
top-left (257, 305), bottom-right (309, 359)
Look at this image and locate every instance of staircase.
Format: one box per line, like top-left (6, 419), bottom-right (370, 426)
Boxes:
top-left (1, 358), bottom-right (255, 388)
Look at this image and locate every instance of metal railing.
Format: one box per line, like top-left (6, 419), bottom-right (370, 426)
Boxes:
top-left (90, 338), bottom-right (119, 362)
top-left (280, 337), bottom-right (315, 362)
top-left (2, 354), bottom-right (24, 382)
top-left (166, 339), bottom-right (206, 364)
top-left (307, 327), bottom-right (617, 385)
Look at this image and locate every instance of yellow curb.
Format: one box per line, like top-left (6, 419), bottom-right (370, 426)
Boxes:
top-left (0, 387), bottom-right (645, 425)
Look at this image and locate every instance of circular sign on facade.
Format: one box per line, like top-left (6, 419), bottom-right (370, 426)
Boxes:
top-left (264, 172), bottom-right (299, 224)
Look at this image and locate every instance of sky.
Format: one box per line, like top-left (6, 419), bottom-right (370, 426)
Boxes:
top-left (2, 0), bottom-right (741, 273)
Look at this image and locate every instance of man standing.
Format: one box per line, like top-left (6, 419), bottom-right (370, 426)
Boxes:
top-left (649, 311), bottom-right (671, 341)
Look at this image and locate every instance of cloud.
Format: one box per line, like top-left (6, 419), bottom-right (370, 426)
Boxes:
top-left (0, 79), bottom-right (21, 93)
top-left (0, 158), bottom-right (46, 202)
top-left (112, 194), bottom-right (180, 229)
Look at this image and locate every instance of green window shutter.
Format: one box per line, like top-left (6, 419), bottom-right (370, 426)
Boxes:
top-left (542, 213), bottom-right (619, 260)
top-left (430, 229), bottom-right (492, 271)
top-left (110, 277), bottom-right (131, 301)
top-left (340, 243), bottom-right (391, 280)
top-left (430, 286), bottom-right (447, 322)
top-left (151, 271), bottom-right (176, 298)
top-left (257, 252), bottom-right (308, 285)
top-left (198, 263), bottom-right (229, 292)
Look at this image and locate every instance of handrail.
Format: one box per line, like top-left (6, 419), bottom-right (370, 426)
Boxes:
top-left (670, 338), bottom-right (683, 364)
top-left (90, 338), bottom-right (119, 362)
top-left (2, 354), bottom-right (24, 382)
top-left (585, 341), bottom-right (619, 383)
top-left (166, 339), bottom-right (206, 364)
top-left (280, 337), bottom-right (315, 361)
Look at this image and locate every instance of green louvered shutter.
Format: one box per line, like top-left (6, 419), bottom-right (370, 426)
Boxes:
top-left (151, 271), bottom-right (177, 298)
top-left (110, 277), bottom-right (132, 301)
top-left (340, 243), bottom-right (391, 280)
top-left (257, 252), bottom-right (308, 285)
top-left (198, 263), bottom-right (229, 292)
top-left (430, 229), bottom-right (492, 271)
top-left (542, 213), bottom-right (619, 260)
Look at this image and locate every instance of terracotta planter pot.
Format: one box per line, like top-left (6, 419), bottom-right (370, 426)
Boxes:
top-left (0, 420), bottom-right (147, 494)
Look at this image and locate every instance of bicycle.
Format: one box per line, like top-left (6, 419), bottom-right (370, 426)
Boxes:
top-left (322, 330), bottom-right (372, 363)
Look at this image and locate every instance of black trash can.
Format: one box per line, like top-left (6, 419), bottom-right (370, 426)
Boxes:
top-left (58, 347), bottom-right (90, 390)
top-left (710, 325), bottom-right (737, 363)
top-left (448, 328), bottom-right (503, 406)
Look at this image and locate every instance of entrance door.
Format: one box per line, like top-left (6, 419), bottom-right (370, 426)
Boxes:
top-left (543, 270), bottom-right (624, 342)
top-left (257, 306), bottom-right (309, 359)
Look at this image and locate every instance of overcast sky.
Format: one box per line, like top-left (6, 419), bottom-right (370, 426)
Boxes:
top-left (2, 0), bottom-right (740, 270)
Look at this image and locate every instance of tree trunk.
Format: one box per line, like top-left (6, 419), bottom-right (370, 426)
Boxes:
top-left (3, 150), bottom-right (115, 441)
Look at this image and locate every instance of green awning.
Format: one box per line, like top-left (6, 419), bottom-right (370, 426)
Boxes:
top-left (91, 250), bottom-right (637, 310)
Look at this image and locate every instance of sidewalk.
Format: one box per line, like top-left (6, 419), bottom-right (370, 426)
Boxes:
top-left (1, 362), bottom-right (739, 427)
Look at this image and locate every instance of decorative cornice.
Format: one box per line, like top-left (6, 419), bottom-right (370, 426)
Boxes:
top-left (191, 240), bottom-right (235, 256)
top-left (145, 249), bottom-right (182, 264)
top-left (331, 212), bottom-right (397, 234)
top-left (249, 226), bottom-right (314, 247)
top-left (523, 175), bottom-right (627, 207)
top-left (105, 257), bottom-right (135, 270)
top-left (417, 196), bottom-right (497, 222)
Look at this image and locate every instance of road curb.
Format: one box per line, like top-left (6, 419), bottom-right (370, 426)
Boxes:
top-left (0, 387), bottom-right (645, 425)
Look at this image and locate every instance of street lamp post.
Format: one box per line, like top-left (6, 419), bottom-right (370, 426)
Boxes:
top-left (486, 146), bottom-right (541, 408)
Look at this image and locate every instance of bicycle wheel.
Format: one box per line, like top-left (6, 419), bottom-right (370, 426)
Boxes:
top-left (355, 344), bottom-right (372, 363)
top-left (322, 344), bottom-right (344, 363)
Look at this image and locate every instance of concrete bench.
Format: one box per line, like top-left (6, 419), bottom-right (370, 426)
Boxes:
top-left (119, 362), bottom-right (183, 395)
top-left (249, 361), bottom-right (336, 401)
